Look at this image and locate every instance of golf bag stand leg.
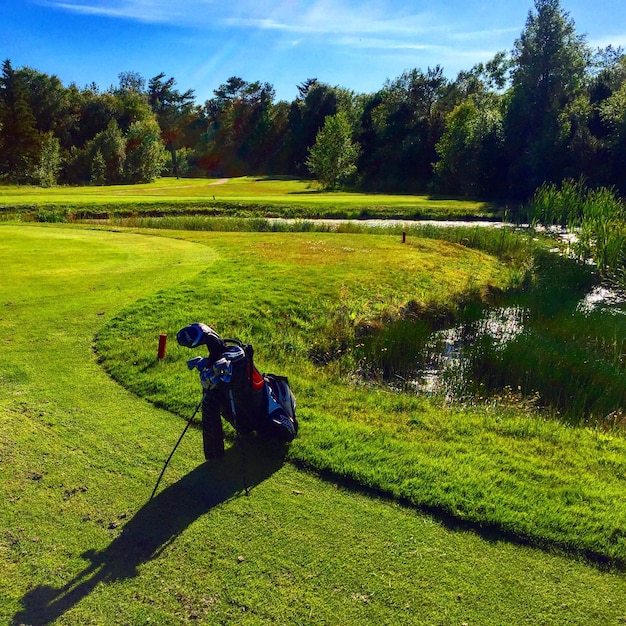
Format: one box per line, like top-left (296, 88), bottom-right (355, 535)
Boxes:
top-left (150, 394), bottom-right (204, 501)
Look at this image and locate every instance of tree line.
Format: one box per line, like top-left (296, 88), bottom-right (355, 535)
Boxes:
top-left (1, 0), bottom-right (625, 204)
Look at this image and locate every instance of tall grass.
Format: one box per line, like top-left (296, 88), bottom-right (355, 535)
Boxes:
top-left (529, 179), bottom-right (626, 281)
top-left (529, 178), bottom-right (587, 226)
top-left (457, 248), bottom-right (626, 424)
top-left (579, 187), bottom-right (626, 278)
top-left (466, 309), bottom-right (626, 424)
top-left (339, 240), bottom-right (626, 427)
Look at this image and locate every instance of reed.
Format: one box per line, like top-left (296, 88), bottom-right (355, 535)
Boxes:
top-left (529, 179), bottom-right (626, 281)
top-left (343, 241), bottom-right (626, 426)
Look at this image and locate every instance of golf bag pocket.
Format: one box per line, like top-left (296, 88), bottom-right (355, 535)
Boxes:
top-left (261, 374), bottom-right (298, 442)
top-left (201, 391), bottom-right (225, 460)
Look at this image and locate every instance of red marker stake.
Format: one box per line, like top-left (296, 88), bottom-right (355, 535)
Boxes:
top-left (157, 333), bottom-right (167, 360)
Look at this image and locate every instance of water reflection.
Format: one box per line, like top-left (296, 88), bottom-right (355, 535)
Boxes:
top-left (578, 285), bottom-right (626, 315)
top-left (413, 306), bottom-right (527, 396)
top-left (399, 285), bottom-right (624, 402)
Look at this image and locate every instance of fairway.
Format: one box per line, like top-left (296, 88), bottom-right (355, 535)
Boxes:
top-left (1, 224), bottom-right (625, 625)
top-left (0, 176), bottom-right (498, 220)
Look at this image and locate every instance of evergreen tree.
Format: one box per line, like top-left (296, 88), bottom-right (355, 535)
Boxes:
top-left (504, 0), bottom-right (588, 199)
top-left (0, 59), bottom-right (41, 182)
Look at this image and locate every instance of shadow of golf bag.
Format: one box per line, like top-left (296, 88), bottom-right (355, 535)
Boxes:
top-left (177, 323), bottom-right (298, 460)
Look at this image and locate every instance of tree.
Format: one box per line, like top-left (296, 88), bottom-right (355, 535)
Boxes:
top-left (124, 117), bottom-right (168, 183)
top-left (598, 80), bottom-right (626, 192)
top-left (85, 119), bottom-right (126, 184)
top-left (433, 97), bottom-right (506, 198)
top-left (253, 99), bottom-right (292, 173)
top-left (356, 67), bottom-right (451, 192)
top-left (296, 78), bottom-right (319, 100)
top-left (448, 53), bottom-right (512, 105)
top-left (17, 67), bottom-right (69, 138)
top-left (114, 72), bottom-right (154, 133)
top-left (72, 87), bottom-right (121, 149)
top-left (588, 46), bottom-right (626, 106)
top-left (584, 48), bottom-right (626, 188)
top-left (148, 73), bottom-right (195, 175)
top-left (287, 81), bottom-right (339, 175)
top-left (117, 71), bottom-right (146, 94)
top-left (35, 132), bottom-right (61, 187)
top-left (306, 110), bottom-right (359, 189)
top-left (504, 0), bottom-right (588, 199)
top-left (0, 59), bottom-right (41, 182)
top-left (90, 149), bottom-right (106, 185)
top-left (202, 76), bottom-right (276, 175)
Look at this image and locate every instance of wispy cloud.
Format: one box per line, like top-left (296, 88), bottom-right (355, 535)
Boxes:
top-left (38, 0), bottom-right (190, 23)
top-left (449, 27), bottom-right (520, 42)
top-left (37, 0), bottom-right (439, 36)
top-left (36, 0), bottom-right (518, 65)
top-left (224, 5), bottom-right (437, 37)
top-left (337, 34), bottom-right (504, 72)
top-left (588, 33), bottom-right (626, 49)
top-left (336, 36), bottom-right (439, 52)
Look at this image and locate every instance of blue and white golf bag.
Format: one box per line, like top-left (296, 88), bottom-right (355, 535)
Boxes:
top-left (177, 323), bottom-right (298, 460)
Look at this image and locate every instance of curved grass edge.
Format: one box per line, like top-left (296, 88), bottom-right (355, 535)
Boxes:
top-left (93, 225), bottom-right (626, 568)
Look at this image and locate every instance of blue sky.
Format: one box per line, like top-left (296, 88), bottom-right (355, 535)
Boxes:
top-left (2, 0), bottom-right (626, 104)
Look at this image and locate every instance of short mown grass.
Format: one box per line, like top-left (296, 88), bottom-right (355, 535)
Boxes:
top-left (0, 176), bottom-right (501, 221)
top-left (91, 225), bottom-right (626, 566)
top-left (3, 223), bottom-right (626, 625)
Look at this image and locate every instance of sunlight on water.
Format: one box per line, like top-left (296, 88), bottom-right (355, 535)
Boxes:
top-left (412, 282), bottom-right (626, 398)
top-left (578, 285), bottom-right (626, 315)
top-left (413, 306), bottom-right (527, 396)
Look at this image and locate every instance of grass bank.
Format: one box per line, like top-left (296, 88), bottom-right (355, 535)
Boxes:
top-left (0, 176), bottom-right (501, 221)
top-left (92, 225), bottom-right (626, 566)
top-left (3, 224), bottom-right (626, 624)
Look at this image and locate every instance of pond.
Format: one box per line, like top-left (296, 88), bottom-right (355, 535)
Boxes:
top-left (354, 261), bottom-right (626, 424)
top-left (417, 284), bottom-right (625, 393)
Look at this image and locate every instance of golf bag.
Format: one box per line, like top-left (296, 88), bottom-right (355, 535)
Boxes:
top-left (177, 323), bottom-right (298, 460)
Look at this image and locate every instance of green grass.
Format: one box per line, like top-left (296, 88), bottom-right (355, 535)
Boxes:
top-left (89, 227), bottom-right (626, 567)
top-left (0, 176), bottom-right (501, 221)
top-left (2, 223), bottom-right (626, 624)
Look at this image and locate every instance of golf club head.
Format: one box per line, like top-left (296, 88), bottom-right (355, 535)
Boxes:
top-left (177, 322), bottom-right (227, 357)
top-left (187, 356), bottom-right (209, 371)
